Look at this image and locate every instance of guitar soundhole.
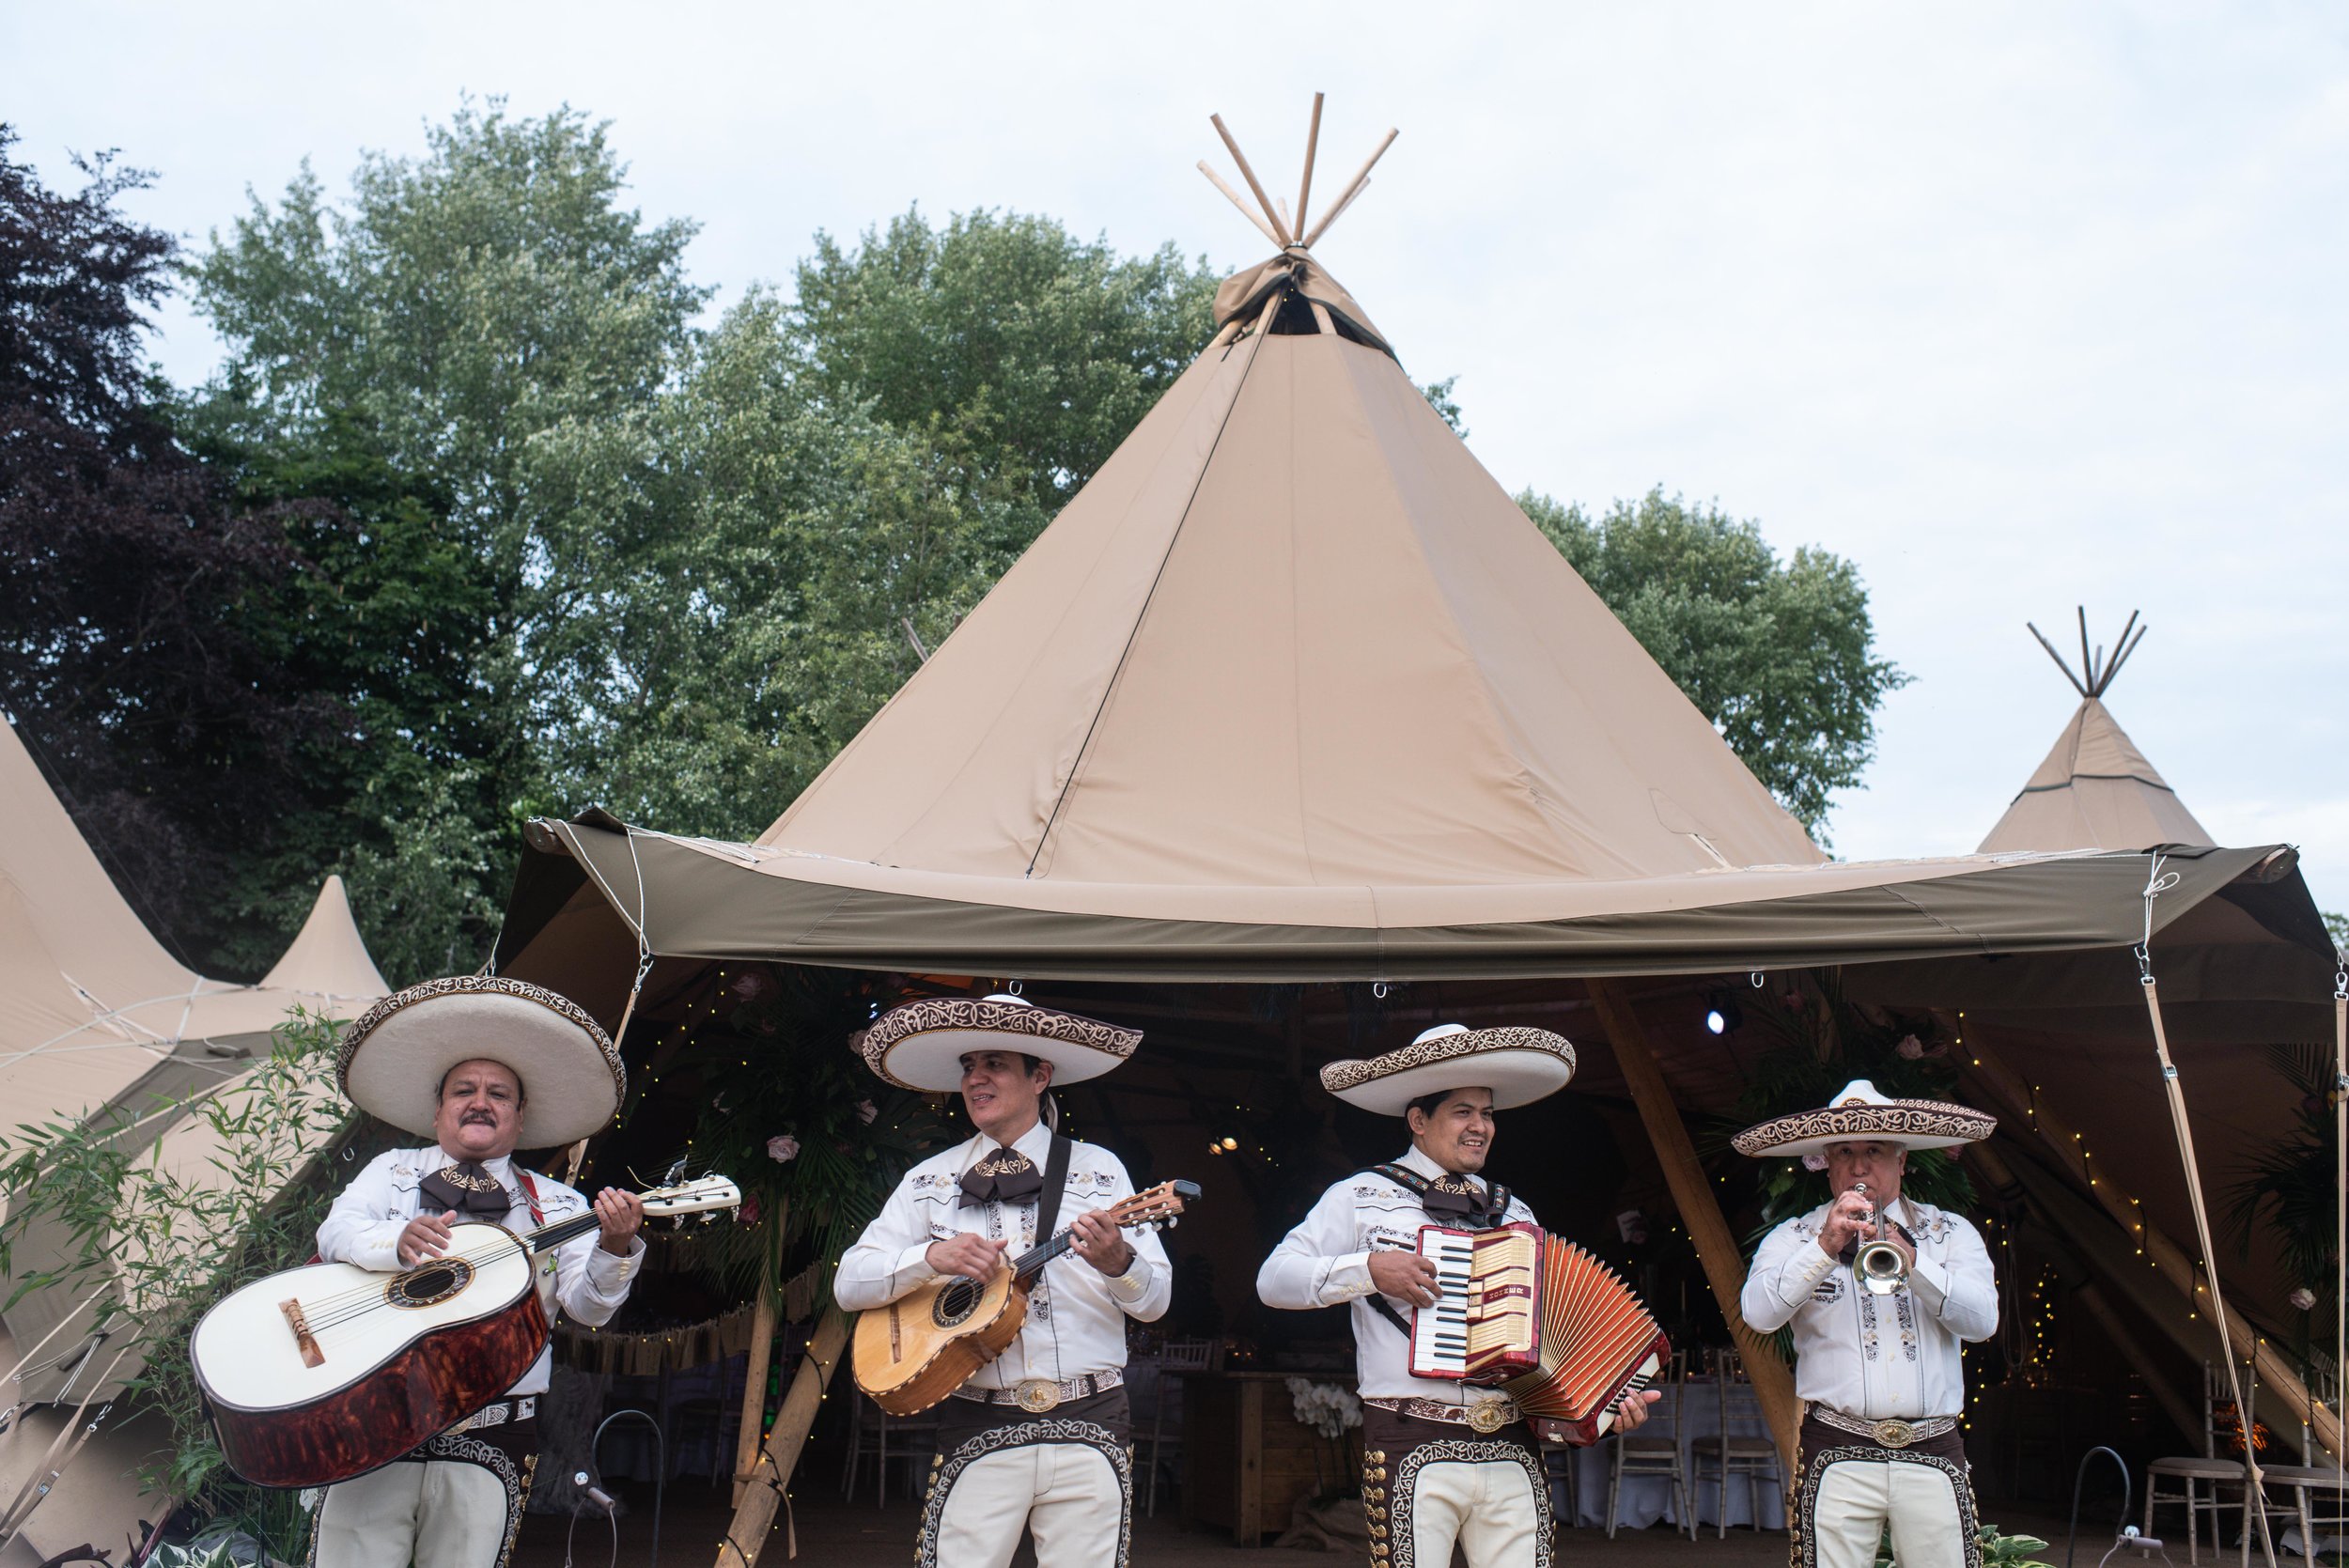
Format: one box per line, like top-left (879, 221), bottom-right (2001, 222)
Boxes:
top-left (933, 1279), bottom-right (981, 1329)
top-left (386, 1258), bottom-right (474, 1309)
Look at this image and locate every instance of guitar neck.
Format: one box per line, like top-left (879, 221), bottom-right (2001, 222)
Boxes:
top-left (1010, 1227), bottom-right (1081, 1283)
top-left (525, 1213), bottom-right (604, 1254)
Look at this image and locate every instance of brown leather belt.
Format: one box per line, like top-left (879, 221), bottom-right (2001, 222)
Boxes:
top-left (1810, 1406), bottom-right (1956, 1450)
top-left (955, 1369), bottom-right (1123, 1413)
top-left (1363, 1393), bottom-right (1520, 1434)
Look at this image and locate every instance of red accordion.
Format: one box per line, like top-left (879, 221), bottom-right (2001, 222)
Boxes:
top-left (1412, 1222), bottom-right (1671, 1446)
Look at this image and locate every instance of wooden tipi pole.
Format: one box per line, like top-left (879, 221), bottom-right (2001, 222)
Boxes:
top-left (1964, 1035), bottom-right (2340, 1458)
top-left (1589, 979), bottom-right (1802, 1487)
top-left (730, 1280), bottom-right (778, 1506)
top-left (715, 1305), bottom-right (851, 1567)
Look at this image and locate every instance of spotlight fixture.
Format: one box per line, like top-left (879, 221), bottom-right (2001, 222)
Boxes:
top-left (1703, 988), bottom-right (1745, 1036)
top-left (1221, 1136), bottom-right (1238, 1151)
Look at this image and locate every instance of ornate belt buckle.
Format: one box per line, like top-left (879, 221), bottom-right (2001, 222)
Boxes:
top-left (1873, 1418), bottom-right (1916, 1449)
top-left (1015, 1378), bottom-right (1063, 1414)
top-left (1468, 1397), bottom-right (1513, 1435)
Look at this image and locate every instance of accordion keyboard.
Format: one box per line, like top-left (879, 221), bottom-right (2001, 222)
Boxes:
top-left (1411, 1231), bottom-right (1477, 1376)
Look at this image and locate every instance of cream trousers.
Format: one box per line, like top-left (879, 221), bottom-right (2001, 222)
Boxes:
top-left (928, 1439), bottom-right (1128, 1568)
top-left (1810, 1455), bottom-right (1971, 1568)
top-left (1396, 1451), bottom-right (1548, 1568)
top-left (312, 1458), bottom-right (519, 1568)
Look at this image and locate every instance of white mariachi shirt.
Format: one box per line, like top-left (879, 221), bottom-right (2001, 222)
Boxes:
top-left (1257, 1144), bottom-right (1540, 1405)
top-left (316, 1148), bottom-right (646, 1397)
top-left (1739, 1195), bottom-right (1998, 1421)
top-left (834, 1120), bottom-right (1172, 1388)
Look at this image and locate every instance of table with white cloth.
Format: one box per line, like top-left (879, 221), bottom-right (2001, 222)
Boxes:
top-left (1566, 1379), bottom-right (1786, 1530)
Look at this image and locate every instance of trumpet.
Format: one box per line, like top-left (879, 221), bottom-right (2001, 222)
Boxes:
top-left (1849, 1182), bottom-right (1907, 1296)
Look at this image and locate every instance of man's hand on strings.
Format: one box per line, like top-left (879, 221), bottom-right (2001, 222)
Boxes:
top-left (1370, 1250), bottom-right (1440, 1308)
top-left (397, 1211), bottom-right (458, 1266)
top-left (1070, 1210), bottom-right (1136, 1276)
top-left (926, 1234), bottom-right (1009, 1282)
top-left (594, 1188), bottom-right (646, 1254)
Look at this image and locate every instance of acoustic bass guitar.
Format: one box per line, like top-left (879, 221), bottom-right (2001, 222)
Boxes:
top-left (191, 1172), bottom-right (739, 1488)
top-left (852, 1178), bottom-right (1198, 1416)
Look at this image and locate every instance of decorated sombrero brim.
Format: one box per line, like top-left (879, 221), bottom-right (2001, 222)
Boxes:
top-left (338, 975), bottom-right (625, 1146)
top-left (1319, 1024), bottom-right (1576, 1116)
top-left (856, 994), bottom-right (1141, 1092)
top-left (1731, 1079), bottom-right (1995, 1159)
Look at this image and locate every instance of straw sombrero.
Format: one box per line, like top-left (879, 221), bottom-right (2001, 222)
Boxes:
top-left (1319, 1023), bottom-right (1576, 1116)
top-left (1731, 1078), bottom-right (1995, 1159)
top-left (855, 994), bottom-right (1142, 1092)
top-left (337, 975), bottom-right (626, 1146)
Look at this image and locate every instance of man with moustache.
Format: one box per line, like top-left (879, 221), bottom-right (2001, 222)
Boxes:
top-left (1260, 1023), bottom-right (1658, 1568)
top-left (308, 976), bottom-right (646, 1568)
top-left (837, 994), bottom-right (1168, 1568)
top-left (1735, 1079), bottom-right (1999, 1568)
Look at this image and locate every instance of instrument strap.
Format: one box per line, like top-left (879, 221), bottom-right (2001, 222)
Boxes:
top-left (1031, 1134), bottom-right (1074, 1253)
top-left (1356, 1164), bottom-right (1513, 1229)
top-left (514, 1168), bottom-right (547, 1227)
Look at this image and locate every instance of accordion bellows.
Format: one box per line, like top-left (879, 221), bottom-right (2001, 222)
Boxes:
top-left (1413, 1223), bottom-right (1671, 1446)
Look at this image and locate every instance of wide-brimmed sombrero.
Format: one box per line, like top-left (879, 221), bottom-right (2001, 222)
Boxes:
top-left (337, 975), bottom-right (626, 1146)
top-left (855, 993), bottom-right (1142, 1092)
top-left (1731, 1078), bottom-right (1995, 1159)
top-left (1318, 1023), bottom-right (1576, 1116)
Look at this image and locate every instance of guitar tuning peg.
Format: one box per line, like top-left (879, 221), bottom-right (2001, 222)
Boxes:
top-left (699, 1212), bottom-right (719, 1225)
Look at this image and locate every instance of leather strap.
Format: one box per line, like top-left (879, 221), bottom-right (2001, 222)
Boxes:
top-left (1032, 1133), bottom-right (1073, 1245)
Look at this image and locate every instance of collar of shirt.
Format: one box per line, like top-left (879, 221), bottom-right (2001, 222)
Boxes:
top-left (1395, 1143), bottom-right (1486, 1199)
top-left (956, 1118), bottom-right (1054, 1179)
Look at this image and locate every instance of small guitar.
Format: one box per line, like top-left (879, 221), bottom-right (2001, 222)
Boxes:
top-left (851, 1178), bottom-right (1199, 1416)
top-left (192, 1172), bottom-right (739, 1489)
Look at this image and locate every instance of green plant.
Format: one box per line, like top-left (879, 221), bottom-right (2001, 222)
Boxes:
top-left (664, 966), bottom-right (948, 1312)
top-left (0, 1009), bottom-right (369, 1556)
top-left (2225, 1044), bottom-right (2338, 1348)
top-left (1876, 1524), bottom-right (2053, 1568)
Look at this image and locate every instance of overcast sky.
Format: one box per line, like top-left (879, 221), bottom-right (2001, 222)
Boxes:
top-left (9, 3), bottom-right (2345, 917)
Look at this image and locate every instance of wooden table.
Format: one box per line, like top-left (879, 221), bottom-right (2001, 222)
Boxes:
top-left (1179, 1371), bottom-right (1329, 1546)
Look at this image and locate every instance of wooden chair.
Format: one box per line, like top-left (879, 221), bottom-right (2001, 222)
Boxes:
top-left (1608, 1347), bottom-right (1693, 1539)
top-left (2143, 1362), bottom-right (2252, 1565)
top-left (1688, 1346), bottom-right (1782, 1538)
top-left (1141, 1336), bottom-right (1221, 1516)
top-left (841, 1393), bottom-right (935, 1505)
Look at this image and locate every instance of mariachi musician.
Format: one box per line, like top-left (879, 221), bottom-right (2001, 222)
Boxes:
top-left (307, 976), bottom-right (646, 1568)
top-left (1735, 1079), bottom-right (1999, 1568)
top-left (1259, 1023), bottom-right (1657, 1568)
top-left (836, 995), bottom-right (1171, 1568)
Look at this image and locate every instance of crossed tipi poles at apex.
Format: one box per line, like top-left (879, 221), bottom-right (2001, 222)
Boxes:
top-left (1196, 93), bottom-right (1397, 253)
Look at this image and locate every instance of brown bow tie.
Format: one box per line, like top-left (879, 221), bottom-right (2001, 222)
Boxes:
top-left (420, 1160), bottom-right (511, 1219)
top-left (959, 1146), bottom-right (1044, 1208)
top-left (1423, 1173), bottom-right (1492, 1221)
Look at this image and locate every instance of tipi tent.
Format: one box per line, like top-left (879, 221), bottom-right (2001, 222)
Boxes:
top-left (0, 717), bottom-right (388, 1134)
top-left (493, 125), bottom-right (2302, 1000)
top-left (0, 717), bottom-right (387, 1405)
top-left (1979, 611), bottom-right (2214, 854)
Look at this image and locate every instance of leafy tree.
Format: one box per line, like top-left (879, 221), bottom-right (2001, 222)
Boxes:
top-left (187, 101), bottom-right (708, 969)
top-left (526, 289), bottom-right (1005, 833)
top-left (788, 208), bottom-right (1219, 524)
top-left (0, 126), bottom-right (336, 962)
top-left (1518, 487), bottom-right (1907, 836)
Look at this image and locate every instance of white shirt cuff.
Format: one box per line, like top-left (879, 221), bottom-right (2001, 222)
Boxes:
top-left (1785, 1241), bottom-right (1840, 1301)
top-left (587, 1234), bottom-right (646, 1289)
top-left (1108, 1250), bottom-right (1152, 1301)
top-left (1907, 1256), bottom-right (1951, 1310)
top-left (1324, 1251), bottom-right (1376, 1303)
top-left (895, 1240), bottom-right (941, 1287)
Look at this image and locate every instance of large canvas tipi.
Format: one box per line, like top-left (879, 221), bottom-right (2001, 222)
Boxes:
top-left (498, 111), bottom-right (2286, 995)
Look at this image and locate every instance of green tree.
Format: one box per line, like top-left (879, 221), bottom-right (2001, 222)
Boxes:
top-left (186, 101), bottom-right (708, 970)
top-left (525, 289), bottom-right (1004, 833)
top-left (788, 208), bottom-right (1219, 525)
top-left (1518, 488), bottom-right (1906, 837)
